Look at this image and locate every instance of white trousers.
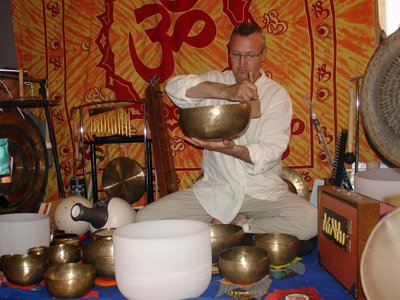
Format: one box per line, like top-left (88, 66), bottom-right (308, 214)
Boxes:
top-left (136, 187), bottom-right (318, 240)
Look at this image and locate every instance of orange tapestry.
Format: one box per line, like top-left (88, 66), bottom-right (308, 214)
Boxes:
top-left (10, 0), bottom-right (377, 204)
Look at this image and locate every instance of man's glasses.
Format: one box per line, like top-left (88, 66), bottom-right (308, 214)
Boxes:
top-left (229, 48), bottom-right (265, 61)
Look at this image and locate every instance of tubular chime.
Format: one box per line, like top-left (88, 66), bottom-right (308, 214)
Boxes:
top-left (89, 107), bottom-right (132, 136)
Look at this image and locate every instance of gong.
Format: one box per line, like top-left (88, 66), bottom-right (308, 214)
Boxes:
top-left (361, 27), bottom-right (400, 167)
top-left (282, 167), bottom-right (309, 201)
top-left (0, 112), bottom-right (48, 213)
top-left (102, 157), bottom-right (145, 204)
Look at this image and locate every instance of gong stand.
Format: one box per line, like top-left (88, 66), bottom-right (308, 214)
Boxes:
top-left (0, 71), bottom-right (65, 199)
top-left (71, 100), bottom-right (153, 204)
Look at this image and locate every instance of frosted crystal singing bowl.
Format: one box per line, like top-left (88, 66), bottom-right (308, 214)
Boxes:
top-left (113, 220), bottom-right (212, 300)
top-left (0, 213), bottom-right (50, 257)
top-left (354, 168), bottom-right (400, 200)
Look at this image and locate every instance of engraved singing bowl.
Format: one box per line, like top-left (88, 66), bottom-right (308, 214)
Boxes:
top-left (81, 240), bottom-right (115, 278)
top-left (218, 246), bottom-right (270, 285)
top-left (45, 263), bottom-right (96, 298)
top-left (252, 233), bottom-right (299, 265)
top-left (210, 224), bottom-right (244, 264)
top-left (3, 254), bottom-right (49, 286)
top-left (178, 103), bottom-right (251, 141)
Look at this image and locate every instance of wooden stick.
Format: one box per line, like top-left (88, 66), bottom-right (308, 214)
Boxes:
top-left (19, 68), bottom-right (24, 97)
top-left (248, 71), bottom-right (261, 118)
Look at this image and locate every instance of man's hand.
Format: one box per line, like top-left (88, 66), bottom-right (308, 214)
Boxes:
top-left (184, 136), bottom-right (235, 152)
top-left (184, 136), bottom-right (252, 164)
top-left (186, 81), bottom-right (258, 103)
top-left (225, 81), bottom-right (258, 103)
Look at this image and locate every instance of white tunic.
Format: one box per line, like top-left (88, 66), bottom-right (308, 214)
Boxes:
top-left (165, 70), bottom-right (293, 224)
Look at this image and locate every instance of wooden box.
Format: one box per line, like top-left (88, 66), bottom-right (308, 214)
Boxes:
top-left (317, 185), bottom-right (380, 300)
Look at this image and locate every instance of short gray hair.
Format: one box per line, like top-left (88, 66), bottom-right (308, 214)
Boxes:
top-left (230, 23), bottom-right (266, 47)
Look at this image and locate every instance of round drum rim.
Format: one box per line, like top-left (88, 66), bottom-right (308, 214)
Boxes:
top-left (360, 206), bottom-right (400, 300)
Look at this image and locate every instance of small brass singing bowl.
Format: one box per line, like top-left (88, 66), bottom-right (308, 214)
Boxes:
top-left (52, 233), bottom-right (80, 246)
top-left (92, 228), bottom-right (115, 241)
top-left (43, 244), bottom-right (80, 266)
top-left (178, 103), bottom-right (251, 141)
top-left (3, 254), bottom-right (48, 286)
top-left (50, 230), bottom-right (65, 243)
top-left (28, 246), bottom-right (48, 256)
top-left (210, 224), bottom-right (244, 264)
top-left (81, 239), bottom-right (115, 278)
top-left (45, 263), bottom-right (96, 299)
top-left (252, 233), bottom-right (299, 265)
top-left (218, 246), bottom-right (270, 285)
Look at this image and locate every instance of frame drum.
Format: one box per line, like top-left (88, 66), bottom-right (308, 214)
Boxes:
top-left (360, 206), bottom-right (400, 299)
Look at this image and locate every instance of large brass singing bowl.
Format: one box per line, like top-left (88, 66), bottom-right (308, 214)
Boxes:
top-left (81, 240), bottom-right (115, 278)
top-left (210, 224), bottom-right (244, 263)
top-left (178, 103), bottom-right (251, 141)
top-left (218, 246), bottom-right (270, 285)
top-left (3, 254), bottom-right (48, 286)
top-left (252, 233), bottom-right (299, 265)
top-left (45, 263), bottom-right (96, 298)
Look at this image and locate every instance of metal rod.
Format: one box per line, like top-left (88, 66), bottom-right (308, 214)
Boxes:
top-left (0, 68), bottom-right (28, 75)
top-left (71, 100), bottom-right (149, 110)
top-left (45, 105), bottom-right (65, 198)
top-left (348, 76), bottom-right (364, 174)
top-left (79, 107), bottom-right (87, 198)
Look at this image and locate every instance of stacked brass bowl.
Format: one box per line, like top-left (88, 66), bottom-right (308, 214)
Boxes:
top-left (178, 103), bottom-right (251, 141)
top-left (43, 244), bottom-right (81, 267)
top-left (0, 229), bottom-right (97, 298)
top-left (210, 224), bottom-right (244, 264)
top-left (81, 239), bottom-right (115, 278)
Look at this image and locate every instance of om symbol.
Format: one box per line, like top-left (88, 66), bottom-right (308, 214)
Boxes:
top-left (311, 1), bottom-right (330, 19)
top-left (53, 108), bottom-right (65, 125)
top-left (49, 55), bottom-right (62, 71)
top-left (46, 2), bottom-right (61, 17)
top-left (59, 160), bottom-right (72, 177)
top-left (316, 64), bottom-right (331, 82)
top-left (129, 3), bottom-right (217, 82)
top-left (262, 10), bottom-right (288, 35)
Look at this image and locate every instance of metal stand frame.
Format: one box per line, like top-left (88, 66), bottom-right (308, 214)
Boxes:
top-left (71, 100), bottom-right (153, 203)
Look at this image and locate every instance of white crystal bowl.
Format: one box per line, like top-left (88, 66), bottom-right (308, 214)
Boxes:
top-left (354, 168), bottom-right (400, 200)
top-left (0, 213), bottom-right (50, 257)
top-left (113, 220), bottom-right (212, 300)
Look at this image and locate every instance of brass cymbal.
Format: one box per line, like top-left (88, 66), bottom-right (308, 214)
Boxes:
top-left (0, 113), bottom-right (48, 213)
top-left (282, 167), bottom-right (309, 201)
top-left (0, 97), bottom-right (59, 107)
top-left (102, 157), bottom-right (145, 204)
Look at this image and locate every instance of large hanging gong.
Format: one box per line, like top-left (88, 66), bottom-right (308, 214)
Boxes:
top-left (361, 27), bottom-right (400, 167)
top-left (0, 112), bottom-right (48, 213)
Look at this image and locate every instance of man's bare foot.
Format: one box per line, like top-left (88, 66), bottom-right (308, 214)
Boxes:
top-left (230, 214), bottom-right (248, 225)
top-left (210, 214), bottom-right (248, 225)
top-left (211, 218), bottom-right (223, 224)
